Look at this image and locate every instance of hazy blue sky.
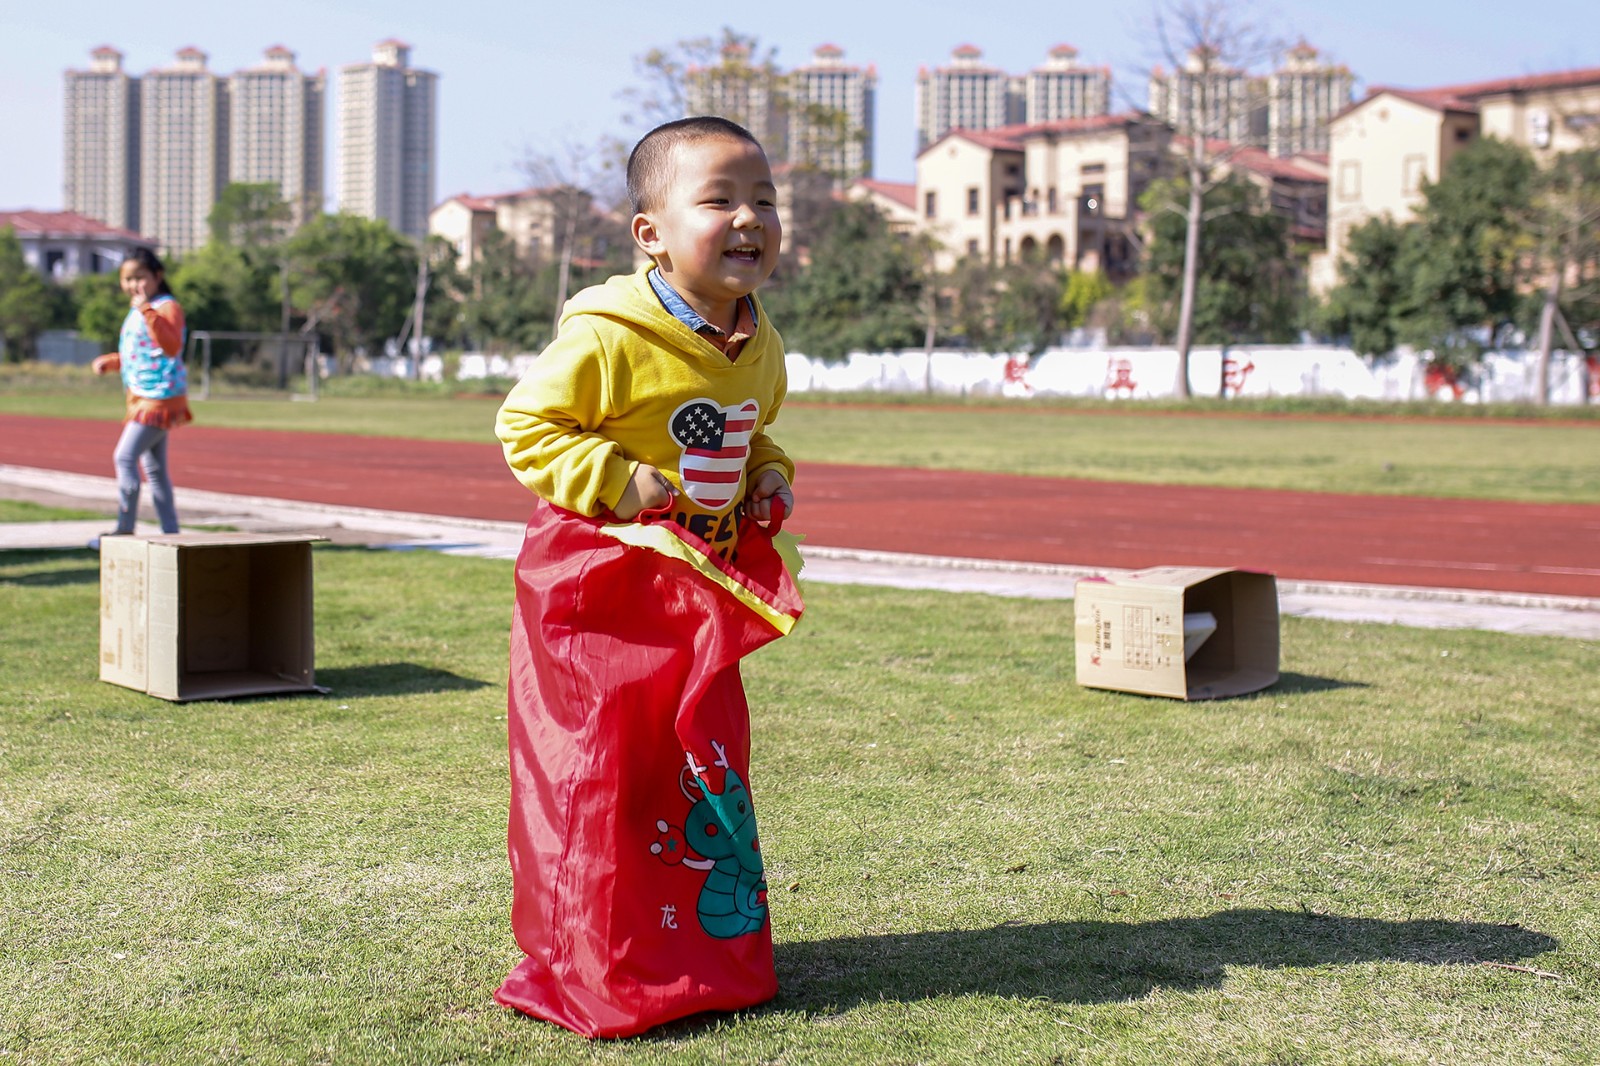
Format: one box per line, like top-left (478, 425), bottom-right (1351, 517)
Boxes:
top-left (2, 0), bottom-right (1595, 212)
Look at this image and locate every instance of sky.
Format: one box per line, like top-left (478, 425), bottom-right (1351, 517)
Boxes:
top-left (2, 0), bottom-right (1596, 212)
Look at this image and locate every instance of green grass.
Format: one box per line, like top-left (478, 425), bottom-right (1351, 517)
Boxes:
top-left (5, 367), bottom-right (1597, 504)
top-left (3, 544), bottom-right (1598, 1063)
top-left (0, 499), bottom-right (101, 523)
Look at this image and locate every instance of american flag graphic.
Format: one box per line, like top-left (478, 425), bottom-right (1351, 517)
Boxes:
top-left (669, 397), bottom-right (759, 510)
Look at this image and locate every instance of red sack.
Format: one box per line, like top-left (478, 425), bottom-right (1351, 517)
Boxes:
top-left (496, 497), bottom-right (803, 1038)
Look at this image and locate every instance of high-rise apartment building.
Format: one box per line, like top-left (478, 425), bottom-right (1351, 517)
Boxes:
top-left (339, 40), bottom-right (437, 240)
top-left (1268, 42), bottom-right (1354, 157)
top-left (140, 47), bottom-right (228, 254)
top-left (685, 41), bottom-right (788, 161)
top-left (788, 43), bottom-right (877, 179)
top-left (63, 47), bottom-right (141, 233)
top-left (229, 45), bottom-right (326, 224)
top-left (1024, 45), bottom-right (1111, 124)
top-left (915, 45), bottom-right (1023, 154)
top-left (1148, 46), bottom-right (1264, 145)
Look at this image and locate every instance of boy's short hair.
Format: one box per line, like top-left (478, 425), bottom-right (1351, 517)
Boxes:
top-left (626, 116), bottom-right (764, 215)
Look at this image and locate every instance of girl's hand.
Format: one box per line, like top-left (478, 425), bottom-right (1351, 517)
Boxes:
top-left (128, 276), bottom-right (158, 309)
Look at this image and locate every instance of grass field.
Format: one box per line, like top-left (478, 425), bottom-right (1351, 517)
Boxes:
top-left (4, 367), bottom-right (1598, 1061)
top-left (3, 367), bottom-right (1598, 504)
top-left (3, 544), bottom-right (1598, 1064)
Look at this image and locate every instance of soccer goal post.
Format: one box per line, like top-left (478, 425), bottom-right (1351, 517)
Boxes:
top-left (186, 331), bottom-right (323, 402)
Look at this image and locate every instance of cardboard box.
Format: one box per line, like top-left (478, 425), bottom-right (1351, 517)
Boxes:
top-left (1074, 567), bottom-right (1279, 700)
top-left (100, 532), bottom-right (324, 701)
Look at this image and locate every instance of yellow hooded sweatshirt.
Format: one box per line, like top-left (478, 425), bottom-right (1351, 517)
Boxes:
top-left (497, 266), bottom-right (794, 557)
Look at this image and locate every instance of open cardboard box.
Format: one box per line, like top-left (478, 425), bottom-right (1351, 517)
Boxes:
top-left (1073, 567), bottom-right (1279, 700)
top-left (100, 532), bottom-right (325, 701)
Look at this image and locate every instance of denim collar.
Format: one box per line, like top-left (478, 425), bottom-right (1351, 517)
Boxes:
top-left (647, 268), bottom-right (758, 338)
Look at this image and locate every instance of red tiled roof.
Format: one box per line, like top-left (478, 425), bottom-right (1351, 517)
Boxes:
top-left (852, 179), bottom-right (916, 211)
top-left (435, 194), bottom-right (499, 214)
top-left (1337, 86), bottom-right (1476, 121)
top-left (949, 128), bottom-right (1028, 151)
top-left (1014, 111), bottom-right (1148, 138)
top-left (921, 112), bottom-right (1151, 159)
top-left (1228, 147), bottom-right (1328, 183)
top-left (1346, 66), bottom-right (1600, 121)
top-left (0, 210), bottom-right (149, 242)
top-left (1438, 65), bottom-right (1600, 100)
top-left (1171, 137), bottom-right (1329, 182)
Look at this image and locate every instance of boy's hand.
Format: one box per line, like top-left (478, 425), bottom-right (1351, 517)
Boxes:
top-left (745, 469), bottom-right (794, 524)
top-left (92, 354), bottom-right (118, 375)
top-left (614, 463), bottom-right (675, 520)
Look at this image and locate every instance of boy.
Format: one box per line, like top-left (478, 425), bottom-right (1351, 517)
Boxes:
top-left (492, 117), bottom-right (803, 1038)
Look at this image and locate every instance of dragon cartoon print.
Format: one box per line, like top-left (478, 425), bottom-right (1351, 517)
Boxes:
top-left (650, 739), bottom-right (768, 939)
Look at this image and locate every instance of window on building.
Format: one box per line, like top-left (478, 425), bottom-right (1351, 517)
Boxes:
top-left (1401, 155), bottom-right (1426, 195)
top-left (925, 190), bottom-right (937, 219)
top-left (1080, 162), bottom-right (1106, 176)
top-left (1047, 187), bottom-right (1058, 213)
top-left (966, 239), bottom-right (979, 256)
top-left (967, 186), bottom-right (980, 216)
top-left (1338, 160), bottom-right (1360, 200)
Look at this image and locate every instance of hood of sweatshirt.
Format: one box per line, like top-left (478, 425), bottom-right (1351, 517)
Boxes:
top-left (558, 266), bottom-right (772, 366)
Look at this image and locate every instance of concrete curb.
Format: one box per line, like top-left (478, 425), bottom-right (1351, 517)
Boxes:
top-left (3, 463), bottom-right (1597, 639)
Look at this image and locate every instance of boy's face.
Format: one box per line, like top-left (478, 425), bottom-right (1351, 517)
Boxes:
top-left (632, 136), bottom-right (781, 323)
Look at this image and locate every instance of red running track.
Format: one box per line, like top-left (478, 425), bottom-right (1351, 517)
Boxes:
top-left (4, 413), bottom-right (1598, 598)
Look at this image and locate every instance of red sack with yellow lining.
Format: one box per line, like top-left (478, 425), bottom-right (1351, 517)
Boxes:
top-left (495, 497), bottom-right (803, 1038)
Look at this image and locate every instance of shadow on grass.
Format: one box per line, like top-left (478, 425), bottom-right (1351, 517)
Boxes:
top-left (0, 548), bottom-right (98, 587)
top-left (1271, 671), bottom-right (1370, 695)
top-left (314, 662), bottom-right (494, 697)
top-left (773, 908), bottom-right (1557, 1009)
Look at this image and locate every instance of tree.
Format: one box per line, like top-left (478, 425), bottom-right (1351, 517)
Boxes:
top-left (208, 183), bottom-right (293, 249)
top-left (281, 213), bottom-right (417, 370)
top-left (1318, 216), bottom-right (1415, 357)
top-left (1394, 137), bottom-right (1536, 370)
top-left (168, 241), bottom-right (282, 337)
top-left (1141, 174), bottom-right (1300, 352)
top-left (1145, 0), bottom-right (1282, 396)
top-left (72, 271), bottom-right (129, 349)
top-left (623, 28), bottom-right (864, 182)
top-left (1529, 149), bottom-right (1600, 404)
top-left (521, 137), bottom-right (630, 333)
top-left (1060, 269), bottom-right (1115, 332)
top-left (944, 253), bottom-right (1066, 356)
top-left (623, 29), bottom-right (780, 136)
top-left (0, 227), bottom-right (54, 361)
top-left (760, 200), bottom-right (924, 362)
top-left (456, 229), bottom-right (552, 354)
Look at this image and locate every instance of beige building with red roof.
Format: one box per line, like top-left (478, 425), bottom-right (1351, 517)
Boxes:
top-left (846, 179), bottom-right (918, 234)
top-left (1316, 65), bottom-right (1600, 291)
top-left (915, 113), bottom-right (1170, 274)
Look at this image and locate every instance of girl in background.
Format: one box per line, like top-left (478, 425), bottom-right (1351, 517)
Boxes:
top-left (92, 248), bottom-right (190, 535)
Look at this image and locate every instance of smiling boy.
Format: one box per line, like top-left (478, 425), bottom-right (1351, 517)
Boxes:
top-left (492, 118), bottom-right (802, 1038)
top-left (497, 115), bottom-right (794, 553)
